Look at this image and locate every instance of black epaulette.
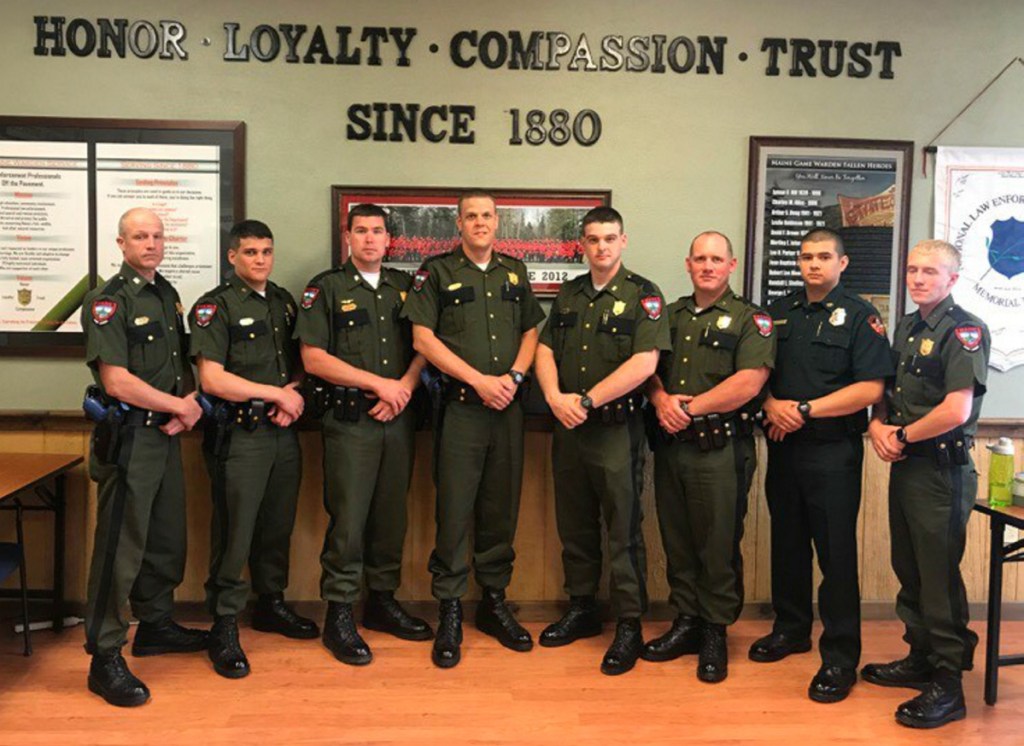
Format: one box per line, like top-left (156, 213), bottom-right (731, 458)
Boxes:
top-left (98, 275), bottom-right (126, 296)
top-left (625, 273), bottom-right (657, 295)
top-left (384, 265), bottom-right (413, 289)
top-left (948, 305), bottom-right (972, 325)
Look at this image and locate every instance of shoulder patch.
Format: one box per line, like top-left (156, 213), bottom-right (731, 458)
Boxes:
top-left (954, 325), bottom-right (982, 352)
top-left (91, 298), bottom-right (117, 326)
top-left (301, 286), bottom-right (321, 310)
top-left (752, 312), bottom-right (774, 337)
top-left (641, 295), bottom-right (663, 320)
top-left (867, 314), bottom-right (886, 337)
top-left (194, 303), bottom-right (217, 328)
top-left (413, 269), bottom-right (429, 292)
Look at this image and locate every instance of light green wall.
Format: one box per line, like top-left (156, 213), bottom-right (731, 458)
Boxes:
top-left (2, 0), bottom-right (1022, 415)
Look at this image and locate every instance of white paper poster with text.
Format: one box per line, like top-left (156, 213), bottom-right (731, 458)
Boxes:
top-left (935, 146), bottom-right (1024, 372)
top-left (96, 142), bottom-right (221, 315)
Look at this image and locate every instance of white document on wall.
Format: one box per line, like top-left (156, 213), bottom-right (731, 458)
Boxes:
top-left (96, 142), bottom-right (221, 314)
top-left (934, 146), bottom-right (1024, 372)
top-left (0, 140), bottom-right (89, 333)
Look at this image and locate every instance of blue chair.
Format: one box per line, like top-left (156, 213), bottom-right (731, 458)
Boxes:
top-left (0, 499), bottom-right (31, 655)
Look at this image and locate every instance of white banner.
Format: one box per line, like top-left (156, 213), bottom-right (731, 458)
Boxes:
top-left (934, 146), bottom-right (1024, 372)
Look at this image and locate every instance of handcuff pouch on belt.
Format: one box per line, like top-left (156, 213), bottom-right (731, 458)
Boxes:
top-left (906, 427), bottom-right (971, 468)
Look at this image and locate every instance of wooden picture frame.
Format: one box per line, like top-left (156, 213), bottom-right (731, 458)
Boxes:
top-left (744, 136), bottom-right (913, 327)
top-left (330, 186), bottom-right (611, 297)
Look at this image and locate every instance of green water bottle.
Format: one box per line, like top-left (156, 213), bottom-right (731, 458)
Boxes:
top-left (987, 437), bottom-right (1015, 509)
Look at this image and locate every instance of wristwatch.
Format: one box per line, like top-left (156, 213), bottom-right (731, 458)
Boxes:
top-left (681, 400), bottom-right (691, 414)
top-left (508, 369), bottom-right (525, 386)
top-left (895, 427), bottom-right (908, 444)
top-left (797, 401), bottom-right (812, 420)
top-left (580, 395), bottom-right (594, 411)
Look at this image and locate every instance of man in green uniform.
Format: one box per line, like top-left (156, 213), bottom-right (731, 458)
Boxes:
top-left (401, 190), bottom-right (545, 668)
top-left (863, 239), bottom-right (989, 728)
top-left (190, 220), bottom-right (317, 680)
top-left (82, 207), bottom-right (208, 707)
top-left (750, 227), bottom-right (893, 703)
top-left (643, 231), bottom-right (774, 683)
top-left (534, 206), bottom-right (668, 675)
top-left (297, 204), bottom-right (432, 666)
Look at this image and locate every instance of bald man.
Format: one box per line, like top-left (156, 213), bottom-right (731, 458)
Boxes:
top-left (81, 208), bottom-right (207, 707)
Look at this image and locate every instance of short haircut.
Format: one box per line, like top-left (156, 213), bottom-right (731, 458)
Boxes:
top-left (911, 239), bottom-right (962, 273)
top-left (689, 230), bottom-right (733, 257)
top-left (229, 219), bottom-right (273, 250)
top-left (581, 205), bottom-right (624, 234)
top-left (117, 207), bottom-right (161, 237)
top-left (801, 227), bottom-right (845, 256)
top-left (346, 203), bottom-right (389, 231)
top-left (456, 189), bottom-right (497, 215)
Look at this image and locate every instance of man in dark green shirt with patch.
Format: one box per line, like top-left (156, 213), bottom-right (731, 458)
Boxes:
top-left (534, 206), bottom-right (670, 676)
top-left (643, 231), bottom-right (774, 683)
top-left (82, 207), bottom-right (207, 707)
top-left (190, 220), bottom-right (317, 680)
top-left (401, 190), bottom-right (545, 668)
top-left (296, 204), bottom-right (432, 666)
top-left (863, 239), bottom-right (990, 729)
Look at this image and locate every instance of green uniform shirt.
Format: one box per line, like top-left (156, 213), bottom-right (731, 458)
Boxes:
top-left (887, 294), bottom-right (989, 434)
top-left (401, 249), bottom-right (545, 375)
top-left (82, 261), bottom-right (187, 396)
top-left (295, 260), bottom-right (415, 379)
top-left (188, 274), bottom-right (299, 386)
top-left (659, 287), bottom-right (775, 404)
top-left (539, 264), bottom-right (670, 394)
top-left (768, 283), bottom-right (893, 401)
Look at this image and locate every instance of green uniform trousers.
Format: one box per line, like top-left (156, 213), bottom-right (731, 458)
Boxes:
top-left (889, 453), bottom-right (978, 673)
top-left (203, 425), bottom-right (301, 617)
top-left (654, 436), bottom-right (754, 625)
top-left (552, 414), bottom-right (648, 618)
top-left (428, 400), bottom-right (524, 600)
top-left (321, 408), bottom-right (416, 603)
top-left (85, 425), bottom-right (186, 654)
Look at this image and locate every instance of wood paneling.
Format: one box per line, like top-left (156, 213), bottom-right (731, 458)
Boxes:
top-left (3, 419), bottom-right (1023, 609)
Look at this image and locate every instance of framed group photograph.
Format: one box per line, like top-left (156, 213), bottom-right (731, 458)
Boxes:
top-left (744, 136), bottom-right (913, 328)
top-left (330, 186), bottom-right (610, 296)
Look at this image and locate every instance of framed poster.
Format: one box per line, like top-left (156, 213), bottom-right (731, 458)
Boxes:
top-left (0, 116), bottom-right (245, 353)
top-left (744, 136), bottom-right (913, 328)
top-left (331, 186), bottom-right (610, 297)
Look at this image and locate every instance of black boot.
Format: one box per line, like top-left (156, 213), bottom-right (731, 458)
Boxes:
top-left (641, 615), bottom-right (701, 662)
top-left (363, 590), bottom-right (433, 641)
top-left (252, 593), bottom-right (320, 639)
top-left (432, 599), bottom-right (463, 669)
top-left (322, 601), bottom-right (372, 665)
top-left (809, 665), bottom-right (857, 703)
top-left (88, 650), bottom-right (150, 707)
top-left (601, 618), bottom-right (643, 675)
top-left (747, 630), bottom-right (811, 663)
top-left (208, 616), bottom-right (250, 679)
top-left (861, 652), bottom-right (933, 691)
top-left (697, 622), bottom-right (728, 683)
top-left (539, 596), bottom-right (601, 648)
top-left (131, 617), bottom-right (209, 657)
top-left (895, 671), bottom-right (966, 729)
top-left (475, 587), bottom-right (533, 652)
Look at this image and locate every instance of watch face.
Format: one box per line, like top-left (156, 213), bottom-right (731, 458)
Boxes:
top-left (581, 396), bottom-right (593, 410)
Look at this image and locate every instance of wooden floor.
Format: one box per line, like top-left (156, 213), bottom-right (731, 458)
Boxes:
top-left (1, 618), bottom-right (1022, 745)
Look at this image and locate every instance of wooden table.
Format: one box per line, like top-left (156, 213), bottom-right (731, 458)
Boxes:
top-left (973, 499), bottom-right (1024, 705)
top-left (0, 452), bottom-right (83, 631)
